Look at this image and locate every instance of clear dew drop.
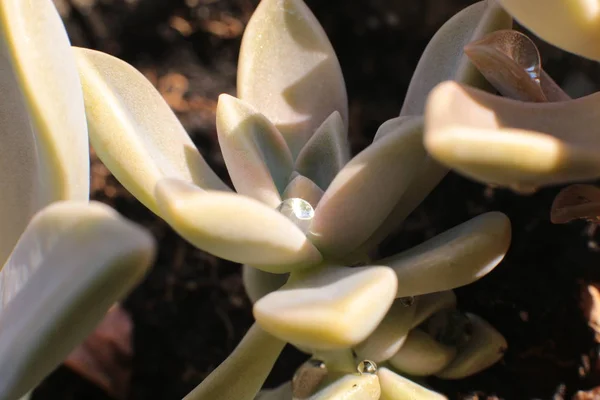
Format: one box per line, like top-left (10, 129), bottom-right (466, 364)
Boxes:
top-left (357, 360), bottom-right (377, 375)
top-left (292, 359), bottom-right (328, 399)
top-left (276, 198), bottom-right (314, 233)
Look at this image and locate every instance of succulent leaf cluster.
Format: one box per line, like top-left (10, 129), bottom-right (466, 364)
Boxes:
top-left (70, 0), bottom-right (517, 398)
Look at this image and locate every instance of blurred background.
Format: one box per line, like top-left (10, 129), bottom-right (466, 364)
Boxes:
top-left (33, 0), bottom-right (600, 399)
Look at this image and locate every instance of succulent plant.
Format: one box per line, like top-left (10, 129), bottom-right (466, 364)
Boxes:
top-left (0, 0), bottom-right (156, 399)
top-left (422, 0), bottom-right (600, 194)
top-left (72, 0), bottom-right (517, 398)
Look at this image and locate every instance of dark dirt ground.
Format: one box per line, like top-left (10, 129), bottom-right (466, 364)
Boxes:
top-left (31, 0), bottom-right (600, 399)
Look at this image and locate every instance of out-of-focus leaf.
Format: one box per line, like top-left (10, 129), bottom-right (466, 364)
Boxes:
top-left (382, 212), bottom-right (510, 298)
top-left (465, 29), bottom-right (570, 102)
top-left (0, 201), bottom-right (155, 399)
top-left (354, 299), bottom-right (417, 363)
top-left (425, 81), bottom-right (600, 192)
top-left (255, 382), bottom-right (292, 400)
top-left (217, 95), bottom-right (293, 207)
top-left (0, 0), bottom-right (90, 266)
top-left (65, 304), bottom-right (133, 400)
top-left (237, 0), bottom-right (347, 156)
top-left (435, 313), bottom-right (507, 379)
top-left (496, 0), bottom-right (600, 61)
top-left (551, 184), bottom-right (600, 224)
top-left (310, 117), bottom-right (425, 257)
top-left (378, 368), bottom-right (447, 400)
top-left (184, 324), bottom-right (285, 400)
top-left (411, 291), bottom-right (457, 329)
top-left (295, 111), bottom-right (350, 191)
top-left (254, 266), bottom-right (397, 349)
top-left (74, 47), bottom-right (229, 217)
top-left (155, 178), bottom-right (322, 272)
top-left (388, 330), bottom-right (457, 376)
top-left (242, 265), bottom-right (288, 303)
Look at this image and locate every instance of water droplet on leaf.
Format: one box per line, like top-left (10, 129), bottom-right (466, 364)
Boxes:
top-left (276, 198), bottom-right (314, 233)
top-left (357, 360), bottom-right (377, 374)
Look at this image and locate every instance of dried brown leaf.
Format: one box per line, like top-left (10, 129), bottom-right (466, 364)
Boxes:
top-left (551, 184), bottom-right (600, 224)
top-left (64, 304), bottom-right (133, 400)
top-left (580, 283), bottom-right (600, 343)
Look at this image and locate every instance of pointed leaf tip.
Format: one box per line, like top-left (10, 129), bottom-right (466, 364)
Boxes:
top-left (238, 0), bottom-right (348, 156)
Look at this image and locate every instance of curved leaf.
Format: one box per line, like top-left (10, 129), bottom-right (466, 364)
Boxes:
top-left (217, 95), bottom-right (293, 207)
top-left (74, 47), bottom-right (229, 216)
top-left (378, 368), bottom-right (447, 400)
top-left (309, 373), bottom-right (380, 400)
top-left (388, 330), bottom-right (457, 376)
top-left (238, 0), bottom-right (348, 156)
top-left (242, 265), bottom-right (288, 303)
top-left (282, 174), bottom-right (324, 209)
top-left (254, 265), bottom-right (397, 350)
top-left (382, 212), bottom-right (511, 298)
top-left (425, 81), bottom-right (600, 191)
top-left (0, 201), bottom-right (155, 399)
top-left (551, 184), bottom-right (600, 223)
top-left (185, 323), bottom-right (285, 400)
top-left (155, 178), bottom-right (322, 272)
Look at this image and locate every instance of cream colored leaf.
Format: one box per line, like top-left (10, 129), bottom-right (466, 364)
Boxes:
top-left (217, 95), bottom-right (293, 207)
top-left (295, 111), bottom-right (350, 190)
top-left (382, 212), bottom-right (510, 298)
top-left (425, 81), bottom-right (600, 191)
top-left (255, 382), bottom-right (293, 400)
top-left (378, 368), bottom-right (447, 400)
top-left (309, 117), bottom-right (426, 257)
top-left (74, 47), bottom-right (229, 216)
top-left (155, 178), bottom-right (322, 272)
top-left (185, 324), bottom-right (285, 400)
top-left (282, 174), bottom-right (324, 209)
top-left (497, 0), bottom-right (600, 61)
top-left (435, 313), bottom-right (507, 379)
top-left (464, 29), bottom-right (570, 102)
top-left (354, 299), bottom-right (417, 363)
top-left (254, 265), bottom-right (397, 349)
top-left (0, 0), bottom-right (90, 266)
top-left (238, 0), bottom-right (348, 156)
top-left (388, 330), bottom-right (457, 376)
top-left (243, 265), bottom-right (288, 303)
top-left (0, 201), bottom-right (155, 399)
top-left (308, 373), bottom-right (380, 400)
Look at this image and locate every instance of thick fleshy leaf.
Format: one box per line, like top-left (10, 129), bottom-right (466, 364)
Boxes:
top-left (217, 95), bottom-right (293, 207)
top-left (155, 179), bottom-right (322, 272)
top-left (425, 81), bottom-right (600, 191)
top-left (295, 111), bottom-right (350, 190)
top-left (496, 0), bottom-right (600, 61)
top-left (435, 313), bottom-right (507, 379)
top-left (378, 368), bottom-right (447, 400)
top-left (309, 373), bottom-right (380, 400)
top-left (254, 266), bottom-right (398, 349)
top-left (465, 30), bottom-right (570, 102)
top-left (356, 2), bottom-right (512, 256)
top-left (411, 291), bottom-right (457, 329)
top-left (0, 201), bottom-right (155, 399)
top-left (74, 47), bottom-right (229, 216)
top-left (282, 174), bottom-right (324, 209)
top-left (382, 212), bottom-right (510, 298)
top-left (354, 299), bottom-right (417, 363)
top-left (388, 330), bottom-right (457, 376)
top-left (310, 117), bottom-right (426, 257)
top-left (0, 0), bottom-right (90, 266)
top-left (551, 184), bottom-right (600, 224)
top-left (242, 265), bottom-right (288, 303)
top-left (185, 324), bottom-right (285, 400)
top-left (237, 0), bottom-right (348, 156)
top-left (400, 0), bottom-right (512, 116)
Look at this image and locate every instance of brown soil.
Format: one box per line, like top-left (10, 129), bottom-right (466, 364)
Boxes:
top-left (33, 1), bottom-right (600, 399)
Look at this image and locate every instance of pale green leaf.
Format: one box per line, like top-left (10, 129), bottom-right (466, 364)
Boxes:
top-left (388, 330), bottom-right (457, 376)
top-left (238, 0), bottom-right (348, 156)
top-left (309, 373), bottom-right (380, 400)
top-left (74, 47), bottom-right (229, 216)
top-left (217, 95), bottom-right (293, 207)
top-left (378, 368), bottom-right (447, 400)
top-left (242, 265), bottom-right (288, 303)
top-left (0, 201), bottom-right (155, 399)
top-left (155, 178), bottom-right (322, 272)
